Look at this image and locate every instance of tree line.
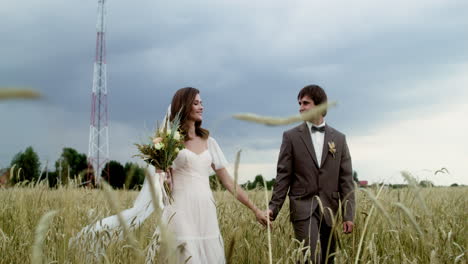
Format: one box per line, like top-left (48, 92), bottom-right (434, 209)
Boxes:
top-left (3, 146), bottom-right (146, 189)
top-left (3, 146), bottom-right (459, 190)
top-left (2, 146), bottom-right (277, 190)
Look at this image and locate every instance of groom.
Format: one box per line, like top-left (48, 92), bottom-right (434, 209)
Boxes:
top-left (268, 84), bottom-right (355, 264)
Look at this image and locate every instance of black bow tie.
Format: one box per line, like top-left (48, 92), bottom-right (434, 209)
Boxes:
top-left (311, 126), bottom-right (325, 133)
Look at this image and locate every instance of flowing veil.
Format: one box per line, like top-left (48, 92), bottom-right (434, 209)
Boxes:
top-left (72, 170), bottom-right (165, 235)
top-left (69, 105), bottom-right (173, 260)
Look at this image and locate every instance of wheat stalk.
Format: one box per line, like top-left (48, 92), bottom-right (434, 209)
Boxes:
top-left (101, 181), bottom-right (144, 261)
top-left (31, 210), bottom-right (58, 264)
top-left (9, 164), bottom-right (16, 183)
top-left (354, 183), bottom-right (386, 264)
top-left (360, 188), bottom-right (392, 223)
top-left (233, 149), bottom-right (242, 199)
top-left (232, 102), bottom-right (336, 126)
top-left (0, 88), bottom-right (41, 100)
top-left (394, 202), bottom-right (423, 237)
top-left (145, 170), bottom-right (177, 264)
top-left (262, 177), bottom-right (273, 264)
top-left (0, 227), bottom-right (9, 242)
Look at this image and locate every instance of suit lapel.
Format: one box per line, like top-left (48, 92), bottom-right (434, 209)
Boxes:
top-left (320, 125), bottom-right (335, 167)
top-left (299, 122), bottom-right (319, 168)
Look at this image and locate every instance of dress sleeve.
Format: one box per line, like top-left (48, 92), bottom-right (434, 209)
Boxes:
top-left (207, 137), bottom-right (229, 170)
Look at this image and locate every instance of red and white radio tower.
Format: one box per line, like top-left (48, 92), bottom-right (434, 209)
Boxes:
top-left (88, 0), bottom-right (109, 185)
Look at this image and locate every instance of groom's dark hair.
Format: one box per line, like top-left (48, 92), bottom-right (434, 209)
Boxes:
top-left (170, 87), bottom-right (210, 140)
top-left (298, 84), bottom-right (328, 117)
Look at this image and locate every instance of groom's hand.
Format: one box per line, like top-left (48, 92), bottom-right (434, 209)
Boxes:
top-left (254, 209), bottom-right (271, 227)
top-left (343, 221), bottom-right (354, 234)
top-left (267, 209), bottom-right (275, 221)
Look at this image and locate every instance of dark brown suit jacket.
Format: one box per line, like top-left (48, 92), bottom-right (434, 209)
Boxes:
top-left (269, 122), bottom-right (355, 226)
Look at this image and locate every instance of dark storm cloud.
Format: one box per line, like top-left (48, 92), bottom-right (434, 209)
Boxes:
top-left (1, 0), bottom-right (467, 171)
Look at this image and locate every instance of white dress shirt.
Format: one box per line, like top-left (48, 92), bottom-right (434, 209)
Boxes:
top-left (306, 121), bottom-right (326, 168)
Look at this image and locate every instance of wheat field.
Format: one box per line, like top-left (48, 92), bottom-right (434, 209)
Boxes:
top-left (0, 183), bottom-right (466, 264)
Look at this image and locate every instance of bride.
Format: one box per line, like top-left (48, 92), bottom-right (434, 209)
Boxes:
top-left (73, 87), bottom-right (269, 263)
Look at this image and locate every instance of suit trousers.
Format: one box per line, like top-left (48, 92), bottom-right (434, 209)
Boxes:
top-left (292, 209), bottom-right (336, 264)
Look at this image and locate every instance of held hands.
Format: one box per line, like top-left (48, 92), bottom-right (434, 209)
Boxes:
top-left (254, 208), bottom-right (272, 228)
top-left (258, 207), bottom-right (353, 233)
top-left (267, 209), bottom-right (274, 221)
top-left (343, 221), bottom-right (354, 234)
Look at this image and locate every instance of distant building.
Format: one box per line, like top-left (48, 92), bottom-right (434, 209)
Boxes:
top-left (358, 180), bottom-right (368, 187)
top-left (0, 168), bottom-right (10, 187)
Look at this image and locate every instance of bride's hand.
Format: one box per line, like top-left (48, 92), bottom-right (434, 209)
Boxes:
top-left (155, 168), bottom-right (173, 191)
top-left (254, 208), bottom-right (271, 228)
top-left (164, 169), bottom-right (173, 191)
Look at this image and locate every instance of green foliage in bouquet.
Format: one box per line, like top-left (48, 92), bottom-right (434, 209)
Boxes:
top-left (134, 112), bottom-right (185, 171)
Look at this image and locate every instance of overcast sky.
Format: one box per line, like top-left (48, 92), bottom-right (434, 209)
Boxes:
top-left (1, 0), bottom-right (467, 185)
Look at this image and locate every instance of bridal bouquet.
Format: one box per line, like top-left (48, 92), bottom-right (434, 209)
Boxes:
top-left (134, 113), bottom-right (185, 204)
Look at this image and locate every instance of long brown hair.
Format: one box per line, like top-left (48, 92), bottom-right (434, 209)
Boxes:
top-left (170, 87), bottom-right (209, 140)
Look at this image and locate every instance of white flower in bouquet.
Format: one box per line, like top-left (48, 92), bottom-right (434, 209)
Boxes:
top-left (174, 131), bottom-right (181, 141)
top-left (154, 142), bottom-right (164, 150)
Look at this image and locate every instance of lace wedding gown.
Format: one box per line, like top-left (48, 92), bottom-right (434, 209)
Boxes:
top-left (72, 137), bottom-right (227, 264)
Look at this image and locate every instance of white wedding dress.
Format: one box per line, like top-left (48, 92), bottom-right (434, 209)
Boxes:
top-left (71, 137), bottom-right (227, 264)
top-left (163, 137), bottom-right (227, 263)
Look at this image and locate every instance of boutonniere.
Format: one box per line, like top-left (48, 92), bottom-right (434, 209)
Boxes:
top-left (328, 141), bottom-right (336, 158)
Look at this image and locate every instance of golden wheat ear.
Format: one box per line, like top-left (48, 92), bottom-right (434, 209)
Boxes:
top-left (232, 101), bottom-right (336, 126)
top-left (31, 210), bottom-right (58, 263)
top-left (0, 88), bottom-right (41, 100)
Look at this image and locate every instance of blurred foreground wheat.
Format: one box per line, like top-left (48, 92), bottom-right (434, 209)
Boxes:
top-left (233, 102), bottom-right (336, 126)
top-left (0, 88), bottom-right (41, 100)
